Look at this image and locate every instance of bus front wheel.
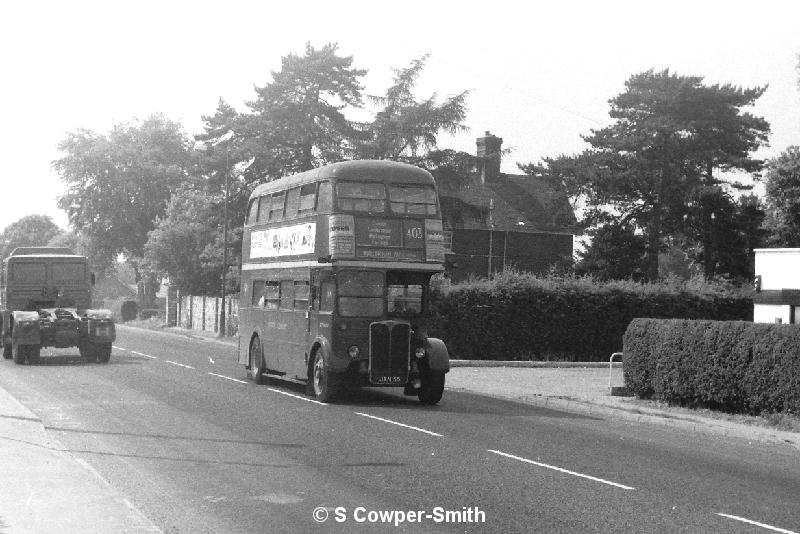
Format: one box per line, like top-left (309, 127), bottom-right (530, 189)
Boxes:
top-left (249, 336), bottom-right (267, 385)
top-left (311, 351), bottom-right (339, 403)
top-left (418, 368), bottom-right (445, 405)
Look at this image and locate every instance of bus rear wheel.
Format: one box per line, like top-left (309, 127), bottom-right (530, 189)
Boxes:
top-left (311, 351), bottom-right (339, 403)
top-left (249, 336), bottom-right (267, 385)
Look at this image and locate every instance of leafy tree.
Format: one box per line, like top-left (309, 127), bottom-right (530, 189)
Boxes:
top-left (683, 189), bottom-right (766, 280)
top-left (356, 55), bottom-right (469, 161)
top-left (0, 215), bottom-right (63, 259)
top-left (763, 146), bottom-right (800, 247)
top-left (144, 187), bottom-right (227, 295)
top-left (53, 114), bottom-right (193, 303)
top-left (243, 42), bottom-right (366, 178)
top-left (46, 231), bottom-right (112, 274)
top-left (536, 69), bottom-right (769, 280)
top-left (574, 221), bottom-right (648, 281)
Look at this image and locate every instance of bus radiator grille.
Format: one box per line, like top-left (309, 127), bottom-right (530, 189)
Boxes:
top-left (368, 322), bottom-right (410, 385)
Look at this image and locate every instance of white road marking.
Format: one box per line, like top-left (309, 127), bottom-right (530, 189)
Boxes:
top-left (267, 388), bottom-right (327, 406)
top-left (209, 356), bottom-right (215, 364)
top-left (131, 351), bottom-right (157, 359)
top-left (354, 412), bottom-right (442, 437)
top-left (113, 346), bottom-right (127, 351)
top-left (165, 360), bottom-right (195, 369)
top-left (717, 513), bottom-right (798, 534)
top-left (208, 372), bottom-right (247, 384)
top-left (488, 449), bottom-right (635, 490)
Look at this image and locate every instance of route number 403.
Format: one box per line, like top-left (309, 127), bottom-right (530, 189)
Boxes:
top-left (406, 227), bottom-right (423, 239)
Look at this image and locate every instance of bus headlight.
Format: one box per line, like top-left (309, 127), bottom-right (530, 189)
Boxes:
top-left (348, 345), bottom-right (360, 359)
top-left (415, 347), bottom-right (426, 359)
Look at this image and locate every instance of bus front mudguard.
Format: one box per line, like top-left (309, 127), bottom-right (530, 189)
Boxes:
top-left (424, 337), bottom-right (450, 372)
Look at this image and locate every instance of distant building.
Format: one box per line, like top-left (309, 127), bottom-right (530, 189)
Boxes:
top-left (753, 248), bottom-right (800, 324)
top-left (435, 131), bottom-right (576, 281)
top-left (92, 274), bottom-right (136, 302)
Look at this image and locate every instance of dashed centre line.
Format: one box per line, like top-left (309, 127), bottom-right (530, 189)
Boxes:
top-left (488, 449), bottom-right (635, 490)
top-left (267, 388), bottom-right (328, 405)
top-left (717, 513), bottom-right (799, 534)
top-left (165, 360), bottom-right (195, 370)
top-left (354, 412), bottom-right (442, 437)
top-left (130, 350), bottom-right (157, 359)
top-left (208, 372), bottom-right (247, 384)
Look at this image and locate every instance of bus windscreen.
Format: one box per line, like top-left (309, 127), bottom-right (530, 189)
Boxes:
top-left (337, 270), bottom-right (383, 317)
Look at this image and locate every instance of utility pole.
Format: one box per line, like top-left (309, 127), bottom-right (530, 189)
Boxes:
top-left (218, 148), bottom-right (229, 337)
top-left (487, 198), bottom-right (494, 277)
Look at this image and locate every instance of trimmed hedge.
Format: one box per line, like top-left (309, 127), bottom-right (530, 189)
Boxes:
top-left (623, 319), bottom-right (800, 415)
top-left (428, 272), bottom-right (752, 362)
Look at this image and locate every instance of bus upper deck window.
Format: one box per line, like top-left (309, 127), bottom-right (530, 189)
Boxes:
top-left (257, 195), bottom-right (270, 222)
top-left (285, 187), bottom-right (300, 218)
top-left (317, 181), bottom-right (332, 212)
top-left (336, 181), bottom-right (385, 213)
top-left (247, 197), bottom-right (260, 224)
top-left (298, 183), bottom-right (317, 213)
top-left (269, 192), bottom-right (286, 221)
top-left (389, 185), bottom-right (438, 215)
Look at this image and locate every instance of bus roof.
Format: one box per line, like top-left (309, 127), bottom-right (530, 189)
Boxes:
top-left (250, 160), bottom-right (435, 199)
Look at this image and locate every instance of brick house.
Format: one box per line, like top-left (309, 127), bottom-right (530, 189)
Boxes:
top-left (435, 132), bottom-right (576, 281)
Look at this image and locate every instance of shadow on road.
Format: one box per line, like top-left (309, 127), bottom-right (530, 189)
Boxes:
top-left (8, 354), bottom-right (144, 366)
top-left (31, 425), bottom-right (307, 468)
top-left (44, 425), bottom-right (306, 449)
top-left (260, 376), bottom-right (597, 420)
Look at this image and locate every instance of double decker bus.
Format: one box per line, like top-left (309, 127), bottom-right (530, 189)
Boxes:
top-left (238, 160), bottom-right (450, 404)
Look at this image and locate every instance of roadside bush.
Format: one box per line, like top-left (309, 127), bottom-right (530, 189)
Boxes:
top-left (429, 271), bottom-right (751, 362)
top-left (623, 318), bottom-right (800, 415)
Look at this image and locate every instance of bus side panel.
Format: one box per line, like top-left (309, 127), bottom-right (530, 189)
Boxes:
top-left (237, 270), bottom-right (253, 365)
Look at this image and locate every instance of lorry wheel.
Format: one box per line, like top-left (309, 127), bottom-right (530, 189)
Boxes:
top-left (12, 343), bottom-right (27, 365)
top-left (78, 343), bottom-right (94, 361)
top-left (94, 343), bottom-right (112, 363)
top-left (418, 368), bottom-right (445, 405)
top-left (311, 351), bottom-right (339, 403)
top-left (27, 346), bottom-right (41, 365)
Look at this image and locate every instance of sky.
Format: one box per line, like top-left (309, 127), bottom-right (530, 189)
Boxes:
top-left (2, 0), bottom-right (799, 234)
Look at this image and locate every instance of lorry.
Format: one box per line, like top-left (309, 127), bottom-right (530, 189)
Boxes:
top-left (1, 247), bottom-right (116, 364)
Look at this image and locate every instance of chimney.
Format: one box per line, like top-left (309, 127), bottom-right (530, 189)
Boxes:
top-left (476, 131), bottom-right (503, 184)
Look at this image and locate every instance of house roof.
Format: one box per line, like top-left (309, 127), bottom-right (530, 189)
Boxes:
top-left (93, 275), bottom-right (137, 299)
top-left (436, 171), bottom-right (576, 233)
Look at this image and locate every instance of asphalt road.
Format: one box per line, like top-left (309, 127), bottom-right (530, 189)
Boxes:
top-left (1, 326), bottom-right (798, 534)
